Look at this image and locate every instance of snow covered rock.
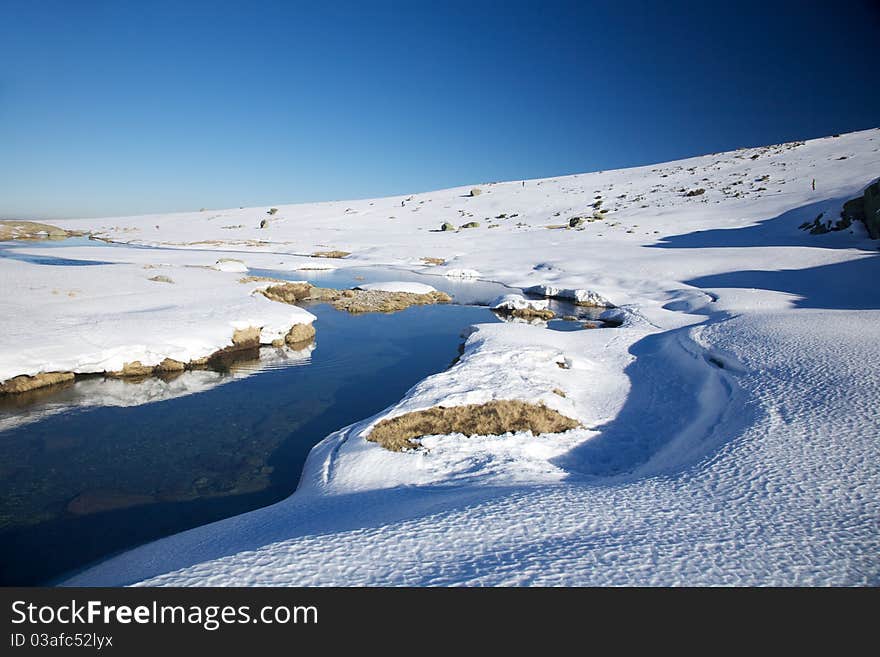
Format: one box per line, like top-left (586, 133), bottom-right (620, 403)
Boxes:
top-left (491, 294), bottom-right (550, 312)
top-left (491, 294), bottom-right (554, 320)
top-left (524, 284), bottom-right (613, 307)
top-left (212, 258), bottom-right (248, 273)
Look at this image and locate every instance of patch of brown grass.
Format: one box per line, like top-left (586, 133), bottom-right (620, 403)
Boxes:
top-left (259, 282), bottom-right (314, 303)
top-left (332, 289), bottom-right (451, 313)
top-left (311, 250), bottom-right (350, 259)
top-left (367, 400), bottom-right (580, 451)
top-left (260, 283), bottom-right (450, 314)
top-left (421, 257), bottom-right (446, 266)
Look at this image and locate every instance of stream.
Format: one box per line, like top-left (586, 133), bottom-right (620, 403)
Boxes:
top-left (0, 239), bottom-right (610, 584)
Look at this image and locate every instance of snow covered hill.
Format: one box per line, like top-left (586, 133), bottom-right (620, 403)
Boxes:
top-left (30, 127), bottom-right (880, 585)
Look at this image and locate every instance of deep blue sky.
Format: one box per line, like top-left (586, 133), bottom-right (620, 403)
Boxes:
top-left (2, 0), bottom-right (879, 219)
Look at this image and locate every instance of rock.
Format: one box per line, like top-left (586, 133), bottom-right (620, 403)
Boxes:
top-left (311, 250), bottom-right (350, 258)
top-left (0, 371), bottom-right (75, 394)
top-left (232, 326), bottom-right (261, 349)
top-left (267, 208), bottom-right (278, 215)
top-left (685, 188), bottom-right (706, 197)
top-left (523, 285), bottom-right (614, 307)
top-left (285, 323), bottom-right (316, 345)
top-left (148, 275), bottom-right (174, 284)
top-left (840, 181), bottom-right (880, 239)
top-left (106, 361), bottom-right (154, 378)
top-left (259, 282), bottom-right (313, 303)
top-left (155, 358), bottom-right (186, 372)
top-left (569, 216), bottom-right (584, 228)
top-left (469, 188), bottom-right (482, 197)
top-left (441, 222), bottom-right (456, 231)
top-left (491, 294), bottom-right (555, 320)
top-left (260, 219), bottom-right (268, 229)
top-left (460, 221), bottom-right (480, 229)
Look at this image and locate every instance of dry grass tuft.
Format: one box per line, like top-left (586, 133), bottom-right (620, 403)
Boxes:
top-left (367, 400), bottom-right (580, 451)
top-left (331, 289), bottom-right (451, 313)
top-left (260, 282), bottom-right (450, 314)
top-left (259, 282), bottom-right (314, 303)
top-left (148, 275), bottom-right (174, 284)
top-left (311, 250), bottom-right (350, 259)
top-left (421, 257), bottom-right (446, 266)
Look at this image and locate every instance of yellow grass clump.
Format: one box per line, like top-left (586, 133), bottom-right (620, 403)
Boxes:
top-left (367, 400), bottom-right (580, 451)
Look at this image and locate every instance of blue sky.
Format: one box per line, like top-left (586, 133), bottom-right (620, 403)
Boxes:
top-left (2, 0), bottom-right (879, 219)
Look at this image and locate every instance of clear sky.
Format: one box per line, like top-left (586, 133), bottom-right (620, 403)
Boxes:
top-left (2, 0), bottom-right (879, 220)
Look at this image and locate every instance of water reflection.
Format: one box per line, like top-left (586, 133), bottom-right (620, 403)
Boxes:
top-left (0, 303), bottom-right (499, 584)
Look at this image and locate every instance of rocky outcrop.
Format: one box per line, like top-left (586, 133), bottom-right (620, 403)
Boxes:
top-left (1, 323), bottom-right (315, 394)
top-left (837, 180), bottom-right (880, 239)
top-left (0, 371), bottom-right (75, 394)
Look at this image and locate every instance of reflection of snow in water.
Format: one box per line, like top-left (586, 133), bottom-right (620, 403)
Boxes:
top-left (0, 344), bottom-right (314, 433)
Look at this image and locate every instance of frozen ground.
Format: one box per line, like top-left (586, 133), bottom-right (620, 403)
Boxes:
top-left (7, 128), bottom-right (878, 585)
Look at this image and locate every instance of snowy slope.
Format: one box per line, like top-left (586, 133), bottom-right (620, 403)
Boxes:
top-left (41, 127), bottom-right (880, 586)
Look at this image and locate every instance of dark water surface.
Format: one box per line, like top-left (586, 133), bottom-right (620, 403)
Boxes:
top-left (0, 302), bottom-right (499, 585)
top-left (0, 239), bottom-right (612, 584)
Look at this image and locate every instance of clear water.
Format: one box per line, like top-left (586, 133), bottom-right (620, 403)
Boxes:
top-left (0, 302), bottom-right (500, 585)
top-left (0, 239), bottom-right (612, 584)
top-left (0, 241), bottom-right (113, 266)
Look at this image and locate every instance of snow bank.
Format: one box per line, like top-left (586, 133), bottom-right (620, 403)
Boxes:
top-left (354, 281), bottom-right (438, 294)
top-left (0, 260), bottom-right (315, 383)
top-left (212, 258), bottom-right (248, 273)
top-left (524, 285), bottom-right (613, 307)
top-left (490, 294), bottom-right (550, 312)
